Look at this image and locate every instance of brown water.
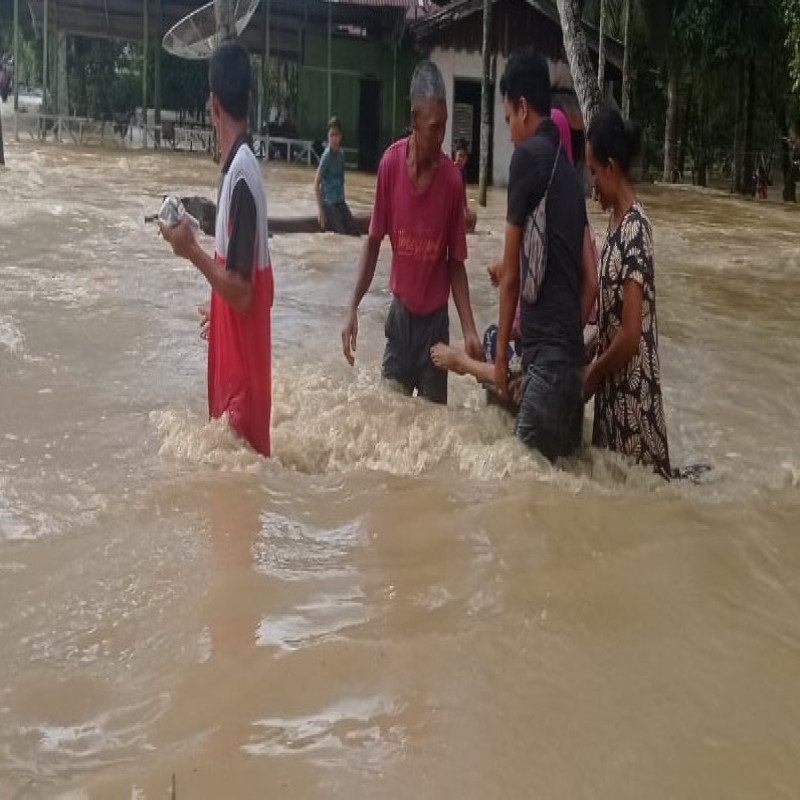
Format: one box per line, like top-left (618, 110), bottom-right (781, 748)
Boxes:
top-left (1, 138), bottom-right (800, 799)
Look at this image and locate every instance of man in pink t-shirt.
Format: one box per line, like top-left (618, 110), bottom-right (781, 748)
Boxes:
top-left (341, 61), bottom-right (482, 404)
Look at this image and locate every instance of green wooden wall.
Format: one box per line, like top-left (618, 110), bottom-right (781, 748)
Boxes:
top-left (298, 33), bottom-right (418, 162)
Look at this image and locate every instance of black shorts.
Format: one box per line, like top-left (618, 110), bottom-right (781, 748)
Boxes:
top-left (382, 297), bottom-right (449, 405)
top-left (322, 201), bottom-right (360, 237)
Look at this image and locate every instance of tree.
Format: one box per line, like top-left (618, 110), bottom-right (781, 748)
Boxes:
top-left (597, 0), bottom-right (607, 97)
top-left (621, 0), bottom-right (632, 116)
top-left (478, 0), bottom-right (492, 206)
top-left (787, 0), bottom-right (800, 91)
top-left (556, 0), bottom-right (602, 127)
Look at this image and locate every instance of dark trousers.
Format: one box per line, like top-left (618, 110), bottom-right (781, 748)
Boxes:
top-left (382, 297), bottom-right (449, 405)
top-left (516, 346), bottom-right (584, 461)
top-left (322, 201), bottom-right (360, 236)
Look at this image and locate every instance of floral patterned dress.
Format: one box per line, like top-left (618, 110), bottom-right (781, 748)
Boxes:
top-left (592, 201), bottom-right (671, 477)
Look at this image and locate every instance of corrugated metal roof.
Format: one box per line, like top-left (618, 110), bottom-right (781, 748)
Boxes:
top-left (320, 0), bottom-right (437, 21)
top-left (321, 0), bottom-right (434, 8)
top-left (411, 0), bottom-right (623, 67)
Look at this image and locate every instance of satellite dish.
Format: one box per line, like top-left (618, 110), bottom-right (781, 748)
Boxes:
top-left (162, 0), bottom-right (260, 59)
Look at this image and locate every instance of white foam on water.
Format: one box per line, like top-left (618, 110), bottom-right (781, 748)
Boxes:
top-left (148, 364), bottom-right (726, 497)
top-left (0, 473), bottom-right (109, 544)
top-left (255, 589), bottom-right (371, 653)
top-left (149, 408), bottom-right (266, 474)
top-left (243, 694), bottom-right (406, 772)
top-left (14, 694), bottom-right (169, 771)
top-left (0, 316), bottom-right (24, 355)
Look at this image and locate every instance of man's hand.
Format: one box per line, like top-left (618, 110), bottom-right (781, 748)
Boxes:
top-left (318, 207), bottom-right (327, 231)
top-left (198, 302), bottom-right (210, 341)
top-left (342, 308), bottom-right (359, 366)
top-left (159, 217), bottom-right (197, 260)
top-left (464, 331), bottom-right (483, 362)
top-left (487, 260), bottom-right (503, 287)
top-left (494, 351), bottom-right (509, 399)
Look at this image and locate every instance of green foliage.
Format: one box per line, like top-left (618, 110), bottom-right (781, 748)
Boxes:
top-left (160, 52), bottom-right (209, 118)
top-left (0, 5), bottom-right (40, 89)
top-left (67, 38), bottom-right (133, 118)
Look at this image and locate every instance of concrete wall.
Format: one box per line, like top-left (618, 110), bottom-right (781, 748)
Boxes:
top-left (430, 46), bottom-right (576, 187)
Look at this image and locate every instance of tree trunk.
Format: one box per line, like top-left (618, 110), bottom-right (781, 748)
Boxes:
top-left (677, 81), bottom-right (692, 181)
top-left (55, 31), bottom-right (68, 116)
top-left (597, 0), bottom-right (607, 99)
top-left (621, 0), bottom-right (632, 117)
top-left (478, 0), bottom-right (492, 207)
top-left (778, 106), bottom-right (797, 203)
top-left (732, 59), bottom-right (744, 193)
top-left (556, 0), bottom-right (602, 129)
top-left (154, 0), bottom-right (162, 143)
top-left (662, 62), bottom-right (678, 183)
top-left (696, 90), bottom-right (707, 188)
top-left (741, 56), bottom-right (756, 197)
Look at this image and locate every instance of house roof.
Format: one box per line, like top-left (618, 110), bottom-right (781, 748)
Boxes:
top-left (411, 0), bottom-right (623, 70)
top-left (320, 0), bottom-right (436, 21)
top-left (23, 0), bottom-right (418, 50)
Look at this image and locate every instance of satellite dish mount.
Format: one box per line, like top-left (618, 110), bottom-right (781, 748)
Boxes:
top-left (162, 0), bottom-right (260, 59)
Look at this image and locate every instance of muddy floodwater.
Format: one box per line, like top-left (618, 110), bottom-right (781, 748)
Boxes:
top-left (1, 136), bottom-right (800, 799)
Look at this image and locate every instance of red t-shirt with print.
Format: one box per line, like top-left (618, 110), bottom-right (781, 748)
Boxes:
top-left (369, 139), bottom-right (467, 316)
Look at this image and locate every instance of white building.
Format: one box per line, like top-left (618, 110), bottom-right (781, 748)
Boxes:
top-left (411, 0), bottom-right (622, 187)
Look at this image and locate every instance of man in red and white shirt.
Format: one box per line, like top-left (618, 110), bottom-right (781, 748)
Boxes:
top-left (341, 61), bottom-right (481, 404)
top-left (161, 40), bottom-right (273, 456)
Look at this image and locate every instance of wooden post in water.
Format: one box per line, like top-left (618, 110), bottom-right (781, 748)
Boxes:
top-left (43, 0), bottom-right (49, 117)
top-left (142, 0), bottom-right (148, 148)
top-left (13, 0), bottom-right (19, 110)
top-left (264, 0), bottom-right (271, 133)
top-left (478, 0), bottom-right (492, 206)
top-left (327, 0), bottom-right (332, 119)
top-left (391, 40), bottom-right (397, 138)
top-left (154, 0), bottom-right (162, 143)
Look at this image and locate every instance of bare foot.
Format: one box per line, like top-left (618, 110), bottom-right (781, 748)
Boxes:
top-left (430, 343), bottom-right (468, 375)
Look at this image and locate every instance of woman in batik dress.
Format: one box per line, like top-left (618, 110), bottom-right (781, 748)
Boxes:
top-left (582, 107), bottom-right (671, 478)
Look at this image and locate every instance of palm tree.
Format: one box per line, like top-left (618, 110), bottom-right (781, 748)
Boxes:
top-left (597, 0), bottom-right (607, 98)
top-left (621, 0), bottom-right (632, 116)
top-left (478, 0), bottom-right (492, 206)
top-left (555, 0), bottom-right (602, 126)
top-left (557, 0), bottom-right (631, 127)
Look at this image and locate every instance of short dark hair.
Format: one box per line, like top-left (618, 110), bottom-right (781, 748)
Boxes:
top-left (209, 40), bottom-right (251, 121)
top-left (454, 138), bottom-right (469, 154)
top-left (328, 116), bottom-right (342, 133)
top-left (586, 105), bottom-right (641, 176)
top-left (499, 47), bottom-right (551, 117)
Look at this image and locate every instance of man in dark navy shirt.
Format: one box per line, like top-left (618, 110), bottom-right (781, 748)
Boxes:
top-left (495, 47), bottom-right (589, 462)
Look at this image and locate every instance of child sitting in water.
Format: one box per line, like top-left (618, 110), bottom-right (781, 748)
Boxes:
top-left (431, 261), bottom-right (524, 413)
top-left (314, 116), bottom-right (360, 236)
